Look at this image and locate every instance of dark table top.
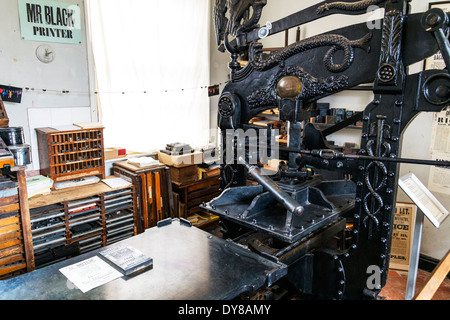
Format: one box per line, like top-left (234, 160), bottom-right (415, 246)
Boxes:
top-left (0, 219), bottom-right (286, 300)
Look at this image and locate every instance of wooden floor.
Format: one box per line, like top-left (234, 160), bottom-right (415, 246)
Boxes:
top-left (380, 269), bottom-right (450, 300)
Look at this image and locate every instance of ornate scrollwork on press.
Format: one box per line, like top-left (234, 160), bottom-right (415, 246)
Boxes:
top-left (249, 33), bottom-right (372, 73)
top-left (380, 10), bottom-right (403, 65)
top-left (214, 0), bottom-right (267, 52)
top-left (247, 66), bottom-right (349, 108)
top-left (362, 140), bottom-right (389, 228)
top-left (377, 9), bottom-right (404, 83)
top-left (361, 115), bottom-right (393, 230)
top-left (316, 0), bottom-right (385, 15)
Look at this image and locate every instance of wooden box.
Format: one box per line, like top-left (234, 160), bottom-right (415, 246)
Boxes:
top-left (35, 127), bottom-right (106, 183)
top-left (172, 175), bottom-right (221, 219)
top-left (170, 165), bottom-right (198, 184)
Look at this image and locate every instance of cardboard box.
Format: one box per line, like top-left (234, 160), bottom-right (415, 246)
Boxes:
top-left (105, 148), bottom-right (127, 160)
top-left (105, 148), bottom-right (119, 160)
top-left (390, 202), bottom-right (417, 271)
top-left (158, 151), bottom-right (203, 168)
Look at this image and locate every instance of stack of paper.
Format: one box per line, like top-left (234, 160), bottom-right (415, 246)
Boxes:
top-left (54, 176), bottom-right (100, 190)
top-left (99, 244), bottom-right (153, 276)
top-left (26, 175), bottom-right (53, 198)
top-left (68, 200), bottom-right (99, 216)
top-left (127, 157), bottom-right (161, 168)
top-left (73, 122), bottom-right (105, 129)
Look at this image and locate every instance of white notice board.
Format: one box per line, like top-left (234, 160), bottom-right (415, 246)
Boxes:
top-left (399, 173), bottom-right (449, 228)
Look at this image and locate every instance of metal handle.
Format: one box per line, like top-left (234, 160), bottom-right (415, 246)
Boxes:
top-left (422, 8), bottom-right (450, 70)
top-left (238, 156), bottom-right (304, 216)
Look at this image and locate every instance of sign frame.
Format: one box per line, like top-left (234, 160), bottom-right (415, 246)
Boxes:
top-left (17, 0), bottom-right (83, 44)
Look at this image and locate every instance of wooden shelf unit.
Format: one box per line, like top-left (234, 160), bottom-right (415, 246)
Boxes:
top-left (172, 175), bottom-right (220, 219)
top-left (28, 179), bottom-right (137, 269)
top-left (0, 167), bottom-right (34, 280)
top-left (113, 161), bottom-right (174, 231)
top-left (35, 127), bottom-right (106, 183)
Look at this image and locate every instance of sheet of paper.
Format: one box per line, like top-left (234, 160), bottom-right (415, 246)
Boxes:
top-left (102, 177), bottom-right (132, 189)
top-left (59, 256), bottom-right (122, 293)
top-left (428, 108), bottom-right (450, 195)
top-left (50, 125), bottom-right (80, 131)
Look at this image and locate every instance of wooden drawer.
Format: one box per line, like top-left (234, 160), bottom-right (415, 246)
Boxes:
top-left (35, 127), bottom-right (106, 183)
top-left (173, 175), bottom-right (220, 218)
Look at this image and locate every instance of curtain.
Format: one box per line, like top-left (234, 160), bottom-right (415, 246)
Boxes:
top-left (86, 0), bottom-right (210, 152)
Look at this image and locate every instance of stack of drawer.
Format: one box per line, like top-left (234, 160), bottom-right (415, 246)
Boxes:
top-left (30, 203), bottom-right (67, 267)
top-left (0, 205), bottom-right (26, 279)
top-left (27, 178), bottom-right (137, 268)
top-left (104, 188), bottom-right (135, 245)
top-left (0, 172), bottom-right (33, 279)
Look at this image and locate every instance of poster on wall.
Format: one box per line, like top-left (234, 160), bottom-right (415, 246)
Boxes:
top-left (390, 202), bottom-right (417, 271)
top-left (424, 2), bottom-right (450, 70)
top-left (0, 85), bottom-right (23, 103)
top-left (17, 0), bottom-right (82, 44)
top-left (428, 107), bottom-right (450, 195)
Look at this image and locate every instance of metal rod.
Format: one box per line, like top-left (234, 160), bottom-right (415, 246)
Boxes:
top-left (284, 148), bottom-right (450, 167)
top-left (406, 209), bottom-right (424, 300)
top-left (238, 156), bottom-right (304, 216)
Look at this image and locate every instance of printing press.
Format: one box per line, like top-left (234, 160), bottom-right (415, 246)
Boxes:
top-left (201, 0), bottom-right (450, 300)
top-left (2, 0), bottom-right (450, 301)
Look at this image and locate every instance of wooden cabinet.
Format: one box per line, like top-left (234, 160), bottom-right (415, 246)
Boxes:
top-left (28, 178), bottom-right (137, 269)
top-left (35, 127), bottom-right (106, 183)
top-left (0, 167), bottom-right (34, 280)
top-left (113, 161), bottom-right (173, 231)
top-left (172, 175), bottom-right (220, 219)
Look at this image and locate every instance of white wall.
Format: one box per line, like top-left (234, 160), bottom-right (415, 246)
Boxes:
top-left (0, 0), bottom-right (95, 172)
top-left (209, 0), bottom-right (449, 260)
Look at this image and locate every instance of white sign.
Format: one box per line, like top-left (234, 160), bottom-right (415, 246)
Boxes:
top-left (18, 0), bottom-right (82, 44)
top-left (399, 173), bottom-right (449, 228)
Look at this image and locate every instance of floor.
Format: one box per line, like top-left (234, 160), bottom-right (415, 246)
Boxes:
top-left (204, 225), bottom-right (450, 300)
top-left (380, 269), bottom-right (450, 300)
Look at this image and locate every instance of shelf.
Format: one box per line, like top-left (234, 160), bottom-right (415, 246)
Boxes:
top-left (35, 127), bottom-right (105, 183)
top-left (51, 148), bottom-right (102, 157)
top-left (26, 178), bottom-right (137, 268)
top-left (0, 168), bottom-right (34, 279)
top-left (313, 123), bottom-right (363, 130)
top-left (50, 158), bottom-right (103, 167)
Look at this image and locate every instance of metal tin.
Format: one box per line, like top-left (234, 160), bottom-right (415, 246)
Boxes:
top-left (9, 144), bottom-right (31, 166)
top-left (0, 127), bottom-right (25, 146)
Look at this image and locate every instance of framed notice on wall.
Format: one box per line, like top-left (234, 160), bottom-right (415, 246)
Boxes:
top-left (424, 2), bottom-right (450, 70)
top-left (428, 108), bottom-right (450, 195)
top-left (17, 0), bottom-right (82, 44)
top-left (390, 202), bottom-right (417, 271)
